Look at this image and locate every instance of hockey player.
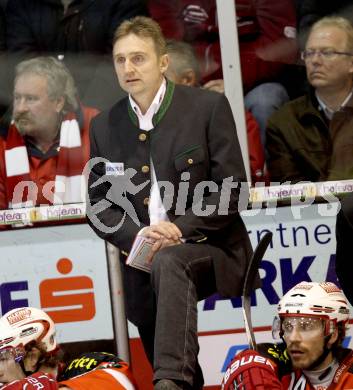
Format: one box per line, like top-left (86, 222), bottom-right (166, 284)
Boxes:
top-left (221, 281), bottom-right (353, 389)
top-left (0, 307), bottom-right (137, 389)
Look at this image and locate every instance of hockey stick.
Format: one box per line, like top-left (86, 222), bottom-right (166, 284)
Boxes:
top-left (242, 232), bottom-right (273, 351)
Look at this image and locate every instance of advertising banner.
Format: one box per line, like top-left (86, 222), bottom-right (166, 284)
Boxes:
top-left (0, 224), bottom-right (114, 343)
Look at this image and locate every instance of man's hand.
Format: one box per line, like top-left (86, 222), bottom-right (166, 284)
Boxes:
top-left (147, 237), bottom-right (181, 262)
top-left (140, 222), bottom-right (183, 263)
top-left (202, 79), bottom-right (225, 94)
top-left (141, 221), bottom-right (182, 242)
top-left (221, 349), bottom-right (282, 390)
top-left (182, 4), bottom-right (209, 24)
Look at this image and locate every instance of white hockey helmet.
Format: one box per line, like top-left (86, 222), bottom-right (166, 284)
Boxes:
top-left (0, 307), bottom-right (57, 353)
top-left (276, 282), bottom-right (349, 336)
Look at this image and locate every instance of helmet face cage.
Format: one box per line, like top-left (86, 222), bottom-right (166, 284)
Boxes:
top-left (272, 313), bottom-right (333, 340)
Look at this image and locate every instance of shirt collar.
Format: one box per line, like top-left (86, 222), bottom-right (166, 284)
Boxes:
top-left (316, 89), bottom-right (353, 120)
top-left (303, 358), bottom-right (338, 387)
top-left (25, 135), bottom-right (60, 159)
top-left (128, 78), bottom-right (166, 122)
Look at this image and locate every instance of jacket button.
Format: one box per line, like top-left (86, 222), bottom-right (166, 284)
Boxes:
top-left (187, 158), bottom-right (193, 165)
top-left (139, 133), bottom-right (147, 141)
top-left (141, 165), bottom-right (150, 173)
top-left (143, 197), bottom-right (150, 206)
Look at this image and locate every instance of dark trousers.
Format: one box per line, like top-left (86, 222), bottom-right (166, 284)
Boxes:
top-left (131, 243), bottom-right (224, 389)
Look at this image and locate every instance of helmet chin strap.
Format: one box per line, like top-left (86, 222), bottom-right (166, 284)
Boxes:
top-left (19, 353), bottom-right (41, 377)
top-left (18, 359), bottom-right (30, 377)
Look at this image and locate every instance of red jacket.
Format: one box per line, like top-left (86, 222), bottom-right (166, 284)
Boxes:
top-left (149, 0), bottom-right (298, 90)
top-left (0, 105), bottom-right (98, 210)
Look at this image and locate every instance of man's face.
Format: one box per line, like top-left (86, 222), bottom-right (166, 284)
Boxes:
top-left (0, 348), bottom-right (25, 384)
top-left (113, 34), bottom-right (168, 102)
top-left (282, 316), bottom-right (334, 370)
top-left (305, 26), bottom-right (353, 91)
top-left (13, 73), bottom-right (63, 139)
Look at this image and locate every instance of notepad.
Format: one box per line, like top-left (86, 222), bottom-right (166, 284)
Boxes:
top-left (125, 235), bottom-right (154, 273)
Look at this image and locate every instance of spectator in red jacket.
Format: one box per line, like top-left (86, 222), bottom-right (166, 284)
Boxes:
top-left (165, 39), bottom-right (266, 183)
top-left (0, 56), bottom-right (99, 210)
top-left (149, 0), bottom-right (298, 145)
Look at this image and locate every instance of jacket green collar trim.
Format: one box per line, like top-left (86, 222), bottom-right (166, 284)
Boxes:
top-left (128, 100), bottom-right (139, 127)
top-left (152, 80), bottom-right (174, 127)
top-left (127, 80), bottom-right (175, 128)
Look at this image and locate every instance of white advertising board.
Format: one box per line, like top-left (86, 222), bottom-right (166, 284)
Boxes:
top-left (0, 224), bottom-right (114, 343)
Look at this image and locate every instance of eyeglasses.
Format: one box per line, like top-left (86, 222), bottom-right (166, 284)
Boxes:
top-left (301, 49), bottom-right (353, 61)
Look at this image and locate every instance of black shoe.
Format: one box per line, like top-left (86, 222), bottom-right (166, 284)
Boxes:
top-left (154, 379), bottom-right (183, 390)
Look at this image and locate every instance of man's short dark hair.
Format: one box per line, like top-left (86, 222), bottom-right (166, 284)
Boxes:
top-left (113, 16), bottom-right (166, 57)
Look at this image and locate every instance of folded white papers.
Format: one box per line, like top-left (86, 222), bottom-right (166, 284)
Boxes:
top-left (126, 235), bottom-right (154, 273)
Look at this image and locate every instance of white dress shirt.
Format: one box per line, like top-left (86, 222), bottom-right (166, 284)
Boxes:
top-left (316, 89), bottom-right (353, 120)
top-left (129, 78), bottom-right (170, 226)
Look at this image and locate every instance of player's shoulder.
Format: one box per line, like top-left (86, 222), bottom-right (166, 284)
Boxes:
top-left (257, 342), bottom-right (292, 377)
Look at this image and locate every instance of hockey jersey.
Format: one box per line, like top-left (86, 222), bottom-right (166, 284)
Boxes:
top-left (59, 361), bottom-right (137, 389)
top-left (281, 350), bottom-right (353, 389)
top-left (1, 362), bottom-right (137, 389)
top-left (1, 372), bottom-right (58, 389)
